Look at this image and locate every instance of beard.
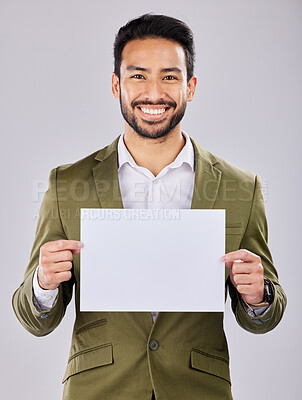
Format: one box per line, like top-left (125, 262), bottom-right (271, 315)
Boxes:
top-left (119, 93), bottom-right (187, 140)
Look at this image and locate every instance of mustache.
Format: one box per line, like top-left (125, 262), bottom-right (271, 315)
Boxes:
top-left (131, 99), bottom-right (176, 108)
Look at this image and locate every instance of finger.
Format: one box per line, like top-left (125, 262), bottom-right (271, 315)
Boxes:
top-left (236, 284), bottom-right (254, 295)
top-left (233, 273), bottom-right (254, 286)
top-left (233, 261), bottom-right (264, 277)
top-left (39, 260), bottom-right (72, 274)
top-left (41, 240), bottom-right (83, 253)
top-left (41, 250), bottom-right (73, 264)
top-left (53, 261), bottom-right (73, 272)
top-left (72, 248), bottom-right (82, 255)
top-left (222, 249), bottom-right (259, 264)
top-left (224, 259), bottom-right (244, 269)
top-left (55, 270), bottom-right (72, 283)
top-left (231, 261), bottom-right (259, 275)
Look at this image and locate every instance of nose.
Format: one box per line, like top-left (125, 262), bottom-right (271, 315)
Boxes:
top-left (143, 79), bottom-right (166, 103)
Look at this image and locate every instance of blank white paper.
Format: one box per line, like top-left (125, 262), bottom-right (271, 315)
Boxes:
top-left (80, 208), bottom-right (225, 312)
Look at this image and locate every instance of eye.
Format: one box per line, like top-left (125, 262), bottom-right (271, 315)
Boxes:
top-left (131, 74), bottom-right (145, 79)
top-left (163, 75), bottom-right (177, 80)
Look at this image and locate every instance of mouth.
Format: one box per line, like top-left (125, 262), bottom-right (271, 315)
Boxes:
top-left (136, 105), bottom-right (171, 120)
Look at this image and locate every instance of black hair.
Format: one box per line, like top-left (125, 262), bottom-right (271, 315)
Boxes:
top-left (113, 13), bottom-right (195, 83)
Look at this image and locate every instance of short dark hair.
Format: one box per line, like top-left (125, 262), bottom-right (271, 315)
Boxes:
top-left (114, 13), bottom-right (195, 83)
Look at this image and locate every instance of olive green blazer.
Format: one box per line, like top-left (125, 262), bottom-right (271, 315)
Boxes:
top-left (12, 136), bottom-right (286, 400)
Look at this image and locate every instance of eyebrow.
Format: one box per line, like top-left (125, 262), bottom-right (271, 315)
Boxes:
top-left (161, 67), bottom-right (182, 74)
top-left (126, 65), bottom-right (183, 74)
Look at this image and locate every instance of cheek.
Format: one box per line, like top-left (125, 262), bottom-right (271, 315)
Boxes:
top-left (175, 88), bottom-right (187, 106)
top-left (171, 83), bottom-right (187, 100)
top-left (120, 90), bottom-right (131, 107)
top-left (121, 85), bottom-right (139, 105)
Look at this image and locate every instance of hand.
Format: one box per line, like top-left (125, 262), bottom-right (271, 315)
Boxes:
top-left (222, 249), bottom-right (264, 305)
top-left (38, 240), bottom-right (83, 290)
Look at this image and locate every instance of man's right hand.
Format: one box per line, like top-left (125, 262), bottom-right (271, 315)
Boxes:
top-left (38, 240), bottom-right (83, 290)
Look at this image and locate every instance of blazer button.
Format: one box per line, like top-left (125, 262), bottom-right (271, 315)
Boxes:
top-left (149, 339), bottom-right (159, 351)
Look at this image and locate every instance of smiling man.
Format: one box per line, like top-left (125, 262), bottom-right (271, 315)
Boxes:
top-left (13, 14), bottom-right (286, 400)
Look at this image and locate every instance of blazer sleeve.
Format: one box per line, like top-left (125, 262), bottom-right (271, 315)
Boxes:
top-left (12, 168), bottom-right (74, 337)
top-left (227, 175), bottom-right (287, 334)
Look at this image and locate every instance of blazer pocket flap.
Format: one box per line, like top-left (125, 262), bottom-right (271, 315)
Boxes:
top-left (62, 343), bottom-right (113, 383)
top-left (191, 349), bottom-right (230, 384)
top-left (226, 226), bottom-right (242, 235)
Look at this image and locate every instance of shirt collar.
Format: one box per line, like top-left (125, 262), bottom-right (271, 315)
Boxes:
top-left (117, 131), bottom-right (195, 172)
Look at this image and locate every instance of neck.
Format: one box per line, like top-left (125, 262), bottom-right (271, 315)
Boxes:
top-left (123, 126), bottom-right (186, 176)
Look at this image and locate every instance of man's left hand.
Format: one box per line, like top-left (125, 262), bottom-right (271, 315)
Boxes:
top-left (222, 249), bottom-right (265, 305)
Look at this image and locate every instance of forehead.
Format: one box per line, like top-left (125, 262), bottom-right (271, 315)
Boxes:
top-left (120, 38), bottom-right (186, 71)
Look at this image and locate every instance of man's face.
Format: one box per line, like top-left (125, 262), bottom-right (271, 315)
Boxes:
top-left (112, 38), bottom-right (196, 140)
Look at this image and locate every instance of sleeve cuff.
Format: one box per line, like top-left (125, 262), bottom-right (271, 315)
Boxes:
top-left (240, 297), bottom-right (271, 317)
top-left (32, 268), bottom-right (58, 312)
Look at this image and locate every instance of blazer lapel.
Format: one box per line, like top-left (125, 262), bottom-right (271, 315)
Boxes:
top-left (92, 136), bottom-right (124, 209)
top-left (190, 137), bottom-right (222, 209)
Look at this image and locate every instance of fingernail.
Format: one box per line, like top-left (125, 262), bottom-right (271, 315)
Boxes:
top-left (78, 242), bottom-right (84, 248)
top-left (222, 255), bottom-right (227, 262)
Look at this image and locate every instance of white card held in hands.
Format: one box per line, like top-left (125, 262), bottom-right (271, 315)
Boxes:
top-left (80, 208), bottom-right (225, 312)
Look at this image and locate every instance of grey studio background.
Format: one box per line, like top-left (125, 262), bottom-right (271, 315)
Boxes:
top-left (1, 0), bottom-right (301, 399)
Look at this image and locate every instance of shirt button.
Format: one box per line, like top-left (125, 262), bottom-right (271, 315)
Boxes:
top-left (149, 339), bottom-right (159, 351)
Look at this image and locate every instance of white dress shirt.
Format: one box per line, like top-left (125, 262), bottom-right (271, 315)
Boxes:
top-left (33, 131), bottom-right (196, 322)
top-left (118, 131), bottom-right (195, 210)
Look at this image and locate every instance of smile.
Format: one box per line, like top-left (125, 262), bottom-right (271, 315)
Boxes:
top-left (137, 106), bottom-right (171, 120)
top-left (140, 107), bottom-right (166, 115)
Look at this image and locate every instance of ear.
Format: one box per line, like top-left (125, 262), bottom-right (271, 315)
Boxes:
top-left (186, 75), bottom-right (197, 102)
top-left (112, 73), bottom-right (120, 99)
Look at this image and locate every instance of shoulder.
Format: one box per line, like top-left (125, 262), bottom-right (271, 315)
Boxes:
top-left (53, 136), bottom-right (120, 180)
top-left (55, 149), bottom-right (100, 178)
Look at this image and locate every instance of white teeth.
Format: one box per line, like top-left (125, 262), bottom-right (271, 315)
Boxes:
top-left (141, 107), bottom-right (166, 115)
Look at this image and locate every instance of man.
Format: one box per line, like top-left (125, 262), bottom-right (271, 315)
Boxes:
top-left (13, 14), bottom-right (286, 400)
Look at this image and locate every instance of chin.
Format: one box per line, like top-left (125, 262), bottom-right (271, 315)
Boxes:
top-left (133, 124), bottom-right (173, 140)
